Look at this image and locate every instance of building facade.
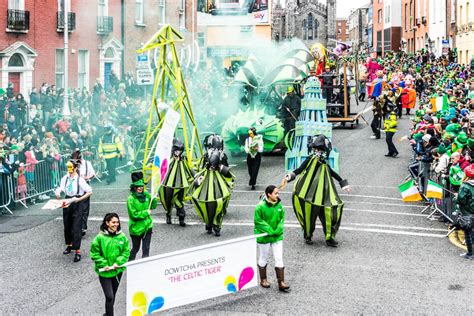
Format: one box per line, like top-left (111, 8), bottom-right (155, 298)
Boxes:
top-left (456, 0), bottom-right (474, 64)
top-left (123, 0), bottom-right (197, 78)
top-left (401, 0), bottom-right (429, 53)
top-left (335, 19), bottom-right (348, 42)
top-left (347, 6), bottom-right (369, 50)
top-left (0, 0), bottom-right (123, 97)
top-left (446, 0), bottom-right (457, 51)
top-left (428, 0), bottom-right (445, 56)
top-left (272, 0), bottom-right (337, 49)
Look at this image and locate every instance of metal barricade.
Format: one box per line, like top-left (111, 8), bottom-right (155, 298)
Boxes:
top-left (0, 173), bottom-right (13, 214)
top-left (10, 154), bottom-right (69, 208)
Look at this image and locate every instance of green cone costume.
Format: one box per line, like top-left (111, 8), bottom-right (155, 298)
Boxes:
top-left (158, 139), bottom-right (194, 226)
top-left (286, 135), bottom-right (349, 245)
top-left (189, 139), bottom-right (235, 236)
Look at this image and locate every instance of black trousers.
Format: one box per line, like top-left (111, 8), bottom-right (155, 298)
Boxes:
top-left (106, 157), bottom-right (117, 183)
top-left (385, 132), bottom-right (398, 155)
top-left (63, 199), bottom-right (84, 250)
top-left (371, 115), bottom-right (381, 138)
top-left (129, 229), bottom-right (152, 261)
top-left (247, 153), bottom-right (261, 186)
top-left (82, 196), bottom-right (91, 231)
top-left (99, 273), bottom-right (123, 316)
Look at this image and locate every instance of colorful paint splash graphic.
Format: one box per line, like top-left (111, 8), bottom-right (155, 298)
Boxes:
top-left (224, 267), bottom-right (254, 293)
top-left (131, 291), bottom-right (165, 315)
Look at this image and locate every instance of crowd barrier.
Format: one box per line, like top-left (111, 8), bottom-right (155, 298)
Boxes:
top-left (0, 132), bottom-right (146, 214)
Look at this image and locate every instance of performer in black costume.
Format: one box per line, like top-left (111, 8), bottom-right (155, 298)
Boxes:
top-left (282, 135), bottom-right (351, 246)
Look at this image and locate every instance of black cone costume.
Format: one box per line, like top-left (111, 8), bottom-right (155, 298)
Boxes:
top-left (189, 135), bottom-right (234, 236)
top-left (286, 135), bottom-right (349, 245)
top-left (158, 139), bottom-right (194, 226)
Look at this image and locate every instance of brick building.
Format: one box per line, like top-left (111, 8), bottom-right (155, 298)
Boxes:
top-left (372, 0), bottom-right (401, 56)
top-left (123, 0), bottom-right (197, 77)
top-left (335, 19), bottom-right (347, 42)
top-left (401, 0), bottom-right (429, 53)
top-left (347, 5), bottom-right (369, 50)
top-left (0, 0), bottom-right (123, 98)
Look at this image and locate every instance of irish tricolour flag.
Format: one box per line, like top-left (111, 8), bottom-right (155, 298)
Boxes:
top-left (399, 180), bottom-right (422, 202)
top-left (426, 180), bottom-right (443, 199)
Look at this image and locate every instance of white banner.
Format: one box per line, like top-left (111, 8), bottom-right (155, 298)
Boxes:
top-left (150, 108), bottom-right (180, 198)
top-left (126, 234), bottom-right (262, 314)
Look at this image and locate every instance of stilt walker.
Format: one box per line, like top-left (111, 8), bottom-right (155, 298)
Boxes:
top-left (283, 135), bottom-right (351, 246)
top-left (189, 146), bottom-right (234, 237)
top-left (159, 138), bottom-right (194, 226)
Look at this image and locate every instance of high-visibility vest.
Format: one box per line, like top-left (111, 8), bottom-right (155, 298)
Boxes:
top-left (99, 134), bottom-right (124, 159)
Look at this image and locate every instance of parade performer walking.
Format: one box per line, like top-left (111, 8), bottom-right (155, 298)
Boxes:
top-left (159, 138), bottom-right (194, 227)
top-left (254, 185), bottom-right (290, 292)
top-left (245, 127), bottom-right (263, 190)
top-left (190, 146), bottom-right (234, 236)
top-left (282, 135), bottom-right (351, 246)
top-left (55, 159), bottom-right (93, 262)
top-left (383, 112), bottom-right (399, 157)
top-left (90, 213), bottom-right (130, 316)
top-left (98, 125), bottom-right (125, 185)
top-left (71, 150), bottom-right (95, 236)
top-left (454, 164), bottom-right (474, 259)
top-left (127, 171), bottom-right (157, 260)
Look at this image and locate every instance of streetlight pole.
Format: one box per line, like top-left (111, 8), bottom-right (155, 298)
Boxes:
top-left (62, 0), bottom-right (71, 118)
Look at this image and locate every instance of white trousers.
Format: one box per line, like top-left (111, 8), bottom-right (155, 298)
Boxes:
top-left (257, 241), bottom-right (284, 268)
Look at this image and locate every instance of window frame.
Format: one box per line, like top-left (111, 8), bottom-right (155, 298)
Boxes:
top-left (159, 0), bottom-right (166, 25)
top-left (77, 49), bottom-right (89, 90)
top-left (55, 49), bottom-right (65, 90)
top-left (8, 0), bottom-right (24, 10)
top-left (135, 0), bottom-right (144, 25)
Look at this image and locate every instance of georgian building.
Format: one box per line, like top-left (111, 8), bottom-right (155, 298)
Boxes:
top-left (272, 0), bottom-right (337, 49)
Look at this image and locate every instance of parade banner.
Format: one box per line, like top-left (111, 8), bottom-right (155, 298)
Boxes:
top-left (126, 234), bottom-right (262, 315)
top-left (150, 108), bottom-right (180, 198)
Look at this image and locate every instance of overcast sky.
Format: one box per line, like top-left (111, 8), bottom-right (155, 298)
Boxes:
top-left (278, 0), bottom-right (371, 19)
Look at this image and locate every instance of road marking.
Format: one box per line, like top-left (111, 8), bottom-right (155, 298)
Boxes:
top-left (78, 217), bottom-right (446, 238)
top-left (232, 190), bottom-right (403, 201)
top-left (90, 202), bottom-right (426, 217)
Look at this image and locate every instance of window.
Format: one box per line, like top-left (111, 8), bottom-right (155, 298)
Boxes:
top-left (409, 0), bottom-right (413, 27)
top-left (303, 20), bottom-right (307, 40)
top-left (404, 4), bottom-right (408, 30)
top-left (135, 0), bottom-right (144, 24)
top-left (179, 0), bottom-right (186, 29)
top-left (8, 0), bottom-right (24, 10)
top-left (417, 0), bottom-right (421, 18)
top-left (197, 32), bottom-right (205, 47)
top-left (8, 53), bottom-right (24, 67)
top-left (58, 0), bottom-right (70, 12)
top-left (55, 49), bottom-right (65, 89)
top-left (105, 47), bottom-right (115, 58)
top-left (451, 1), bottom-right (456, 22)
top-left (159, 0), bottom-right (166, 25)
top-left (338, 22), bottom-right (341, 26)
top-left (378, 9), bottom-right (382, 24)
top-left (385, 5), bottom-right (390, 24)
top-left (98, 0), bottom-right (108, 17)
top-left (307, 13), bottom-right (313, 40)
top-left (78, 50), bottom-right (89, 89)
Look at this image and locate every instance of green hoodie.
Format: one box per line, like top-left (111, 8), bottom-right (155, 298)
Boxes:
top-left (90, 230), bottom-right (130, 278)
top-left (254, 198), bottom-right (284, 244)
top-left (127, 191), bottom-right (158, 236)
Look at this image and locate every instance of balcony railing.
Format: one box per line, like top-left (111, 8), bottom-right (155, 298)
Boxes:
top-left (7, 9), bottom-right (30, 32)
top-left (97, 16), bottom-right (113, 34)
top-left (57, 11), bottom-right (76, 31)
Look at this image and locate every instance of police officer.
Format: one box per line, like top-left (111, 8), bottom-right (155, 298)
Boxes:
top-left (98, 125), bottom-right (124, 185)
top-left (55, 160), bottom-right (93, 262)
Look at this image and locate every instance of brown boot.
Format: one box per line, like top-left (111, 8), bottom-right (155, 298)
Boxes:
top-left (275, 267), bottom-right (290, 292)
top-left (258, 265), bottom-right (270, 288)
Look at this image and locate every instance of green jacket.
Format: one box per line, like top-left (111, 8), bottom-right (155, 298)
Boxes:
top-left (127, 191), bottom-right (158, 236)
top-left (90, 231), bottom-right (130, 278)
top-left (254, 199), bottom-right (284, 244)
top-left (455, 180), bottom-right (474, 216)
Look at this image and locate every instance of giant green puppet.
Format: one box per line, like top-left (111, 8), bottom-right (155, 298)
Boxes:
top-left (159, 138), bottom-right (194, 227)
top-left (189, 136), bottom-right (234, 237)
top-left (283, 135), bottom-right (351, 247)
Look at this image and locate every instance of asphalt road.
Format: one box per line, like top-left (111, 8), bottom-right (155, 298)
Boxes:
top-left (1, 101), bottom-right (473, 315)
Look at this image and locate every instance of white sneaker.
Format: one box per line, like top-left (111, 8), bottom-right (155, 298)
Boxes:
top-left (369, 135), bottom-right (377, 139)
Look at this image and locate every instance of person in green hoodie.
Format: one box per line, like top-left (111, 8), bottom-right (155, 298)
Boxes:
top-left (454, 164), bottom-right (474, 260)
top-left (127, 171), bottom-right (158, 260)
top-left (90, 212), bottom-right (130, 316)
top-left (383, 111), bottom-right (399, 157)
top-left (254, 185), bottom-right (290, 292)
